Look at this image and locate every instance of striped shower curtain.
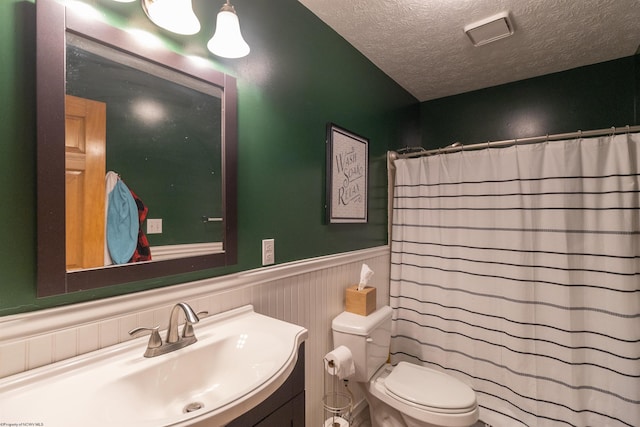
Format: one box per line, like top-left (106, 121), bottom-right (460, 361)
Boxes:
top-left (389, 132), bottom-right (640, 427)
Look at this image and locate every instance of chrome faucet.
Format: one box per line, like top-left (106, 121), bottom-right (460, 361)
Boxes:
top-left (129, 302), bottom-right (208, 358)
top-left (166, 302), bottom-right (200, 343)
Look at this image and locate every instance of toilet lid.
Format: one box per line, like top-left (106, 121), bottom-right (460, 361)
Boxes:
top-left (384, 362), bottom-right (476, 412)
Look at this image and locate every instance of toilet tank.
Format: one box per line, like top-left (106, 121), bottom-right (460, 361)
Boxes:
top-left (332, 305), bottom-right (393, 382)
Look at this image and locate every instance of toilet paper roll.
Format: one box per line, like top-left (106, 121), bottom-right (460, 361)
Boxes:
top-left (324, 416), bottom-right (349, 427)
top-left (324, 345), bottom-right (355, 379)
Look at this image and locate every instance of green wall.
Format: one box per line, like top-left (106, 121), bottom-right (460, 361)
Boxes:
top-left (420, 55), bottom-right (639, 148)
top-left (0, 0), bottom-right (418, 315)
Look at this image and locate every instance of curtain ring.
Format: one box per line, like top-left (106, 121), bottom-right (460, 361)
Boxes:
top-left (626, 125), bottom-right (630, 134)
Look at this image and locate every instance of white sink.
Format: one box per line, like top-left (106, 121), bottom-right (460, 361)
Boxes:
top-left (0, 305), bottom-right (308, 427)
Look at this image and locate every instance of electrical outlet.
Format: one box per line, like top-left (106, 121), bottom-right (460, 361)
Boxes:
top-left (147, 218), bottom-right (162, 234)
top-left (262, 239), bottom-right (275, 265)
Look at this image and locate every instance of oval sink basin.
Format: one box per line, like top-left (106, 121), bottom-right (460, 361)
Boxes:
top-left (0, 305), bottom-right (308, 427)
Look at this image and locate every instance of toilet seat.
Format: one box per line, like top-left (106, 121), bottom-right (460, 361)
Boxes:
top-left (384, 362), bottom-right (477, 414)
top-left (368, 363), bottom-right (479, 427)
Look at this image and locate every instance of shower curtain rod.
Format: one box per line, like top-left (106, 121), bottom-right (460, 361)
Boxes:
top-left (392, 124), bottom-right (640, 159)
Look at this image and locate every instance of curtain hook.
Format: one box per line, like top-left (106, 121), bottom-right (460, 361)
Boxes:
top-left (610, 126), bottom-right (616, 136)
top-left (626, 125), bottom-right (630, 134)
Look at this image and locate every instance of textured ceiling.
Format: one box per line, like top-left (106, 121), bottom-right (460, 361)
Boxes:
top-left (298, 0), bottom-right (640, 102)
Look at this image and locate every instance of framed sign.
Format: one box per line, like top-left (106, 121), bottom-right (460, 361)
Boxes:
top-left (326, 123), bottom-right (368, 223)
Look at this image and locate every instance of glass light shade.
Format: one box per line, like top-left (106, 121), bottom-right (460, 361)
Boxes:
top-left (207, 7), bottom-right (250, 59)
top-left (141, 0), bottom-right (201, 35)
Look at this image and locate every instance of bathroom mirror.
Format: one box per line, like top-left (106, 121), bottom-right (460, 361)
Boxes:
top-left (36, 0), bottom-right (238, 297)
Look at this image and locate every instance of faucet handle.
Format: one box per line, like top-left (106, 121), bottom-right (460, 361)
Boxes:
top-left (129, 326), bottom-right (163, 349)
top-left (182, 311), bottom-right (208, 338)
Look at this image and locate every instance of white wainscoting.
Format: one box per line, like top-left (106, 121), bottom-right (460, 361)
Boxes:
top-left (0, 246), bottom-right (390, 426)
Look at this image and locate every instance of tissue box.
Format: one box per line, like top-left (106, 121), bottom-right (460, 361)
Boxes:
top-left (345, 285), bottom-right (376, 316)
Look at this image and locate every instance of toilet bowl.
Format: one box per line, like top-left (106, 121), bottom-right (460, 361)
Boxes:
top-left (332, 306), bottom-right (479, 427)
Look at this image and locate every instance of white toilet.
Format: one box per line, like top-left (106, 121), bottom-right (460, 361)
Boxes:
top-left (332, 305), bottom-right (479, 427)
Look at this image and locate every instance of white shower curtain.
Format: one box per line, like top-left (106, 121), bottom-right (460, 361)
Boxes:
top-left (390, 132), bottom-right (640, 427)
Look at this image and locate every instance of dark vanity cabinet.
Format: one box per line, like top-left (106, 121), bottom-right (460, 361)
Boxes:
top-left (226, 344), bottom-right (305, 427)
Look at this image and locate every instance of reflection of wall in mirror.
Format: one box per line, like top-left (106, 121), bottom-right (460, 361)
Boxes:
top-left (65, 40), bottom-right (224, 248)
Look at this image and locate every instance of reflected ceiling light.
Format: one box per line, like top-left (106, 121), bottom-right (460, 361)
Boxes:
top-left (141, 0), bottom-right (201, 35)
top-left (65, 1), bottom-right (104, 21)
top-left (132, 99), bottom-right (166, 125)
top-left (126, 28), bottom-right (164, 48)
top-left (186, 55), bottom-right (212, 68)
top-left (111, 0), bottom-right (136, 3)
top-left (207, 1), bottom-right (250, 59)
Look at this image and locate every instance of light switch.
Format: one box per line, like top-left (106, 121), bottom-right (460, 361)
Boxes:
top-left (147, 218), bottom-right (162, 234)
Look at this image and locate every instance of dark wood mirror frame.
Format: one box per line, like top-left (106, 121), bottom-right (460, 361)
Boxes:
top-left (36, 0), bottom-right (238, 297)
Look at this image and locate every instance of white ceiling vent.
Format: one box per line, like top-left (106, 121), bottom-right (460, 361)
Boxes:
top-left (464, 12), bottom-right (514, 46)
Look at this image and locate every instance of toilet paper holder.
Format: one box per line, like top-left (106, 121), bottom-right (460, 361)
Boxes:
top-left (323, 357), bottom-right (353, 427)
top-left (322, 390), bottom-right (351, 427)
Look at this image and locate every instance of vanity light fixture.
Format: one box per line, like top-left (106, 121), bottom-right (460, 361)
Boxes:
top-left (141, 0), bottom-right (201, 35)
top-left (207, 0), bottom-right (250, 59)
top-left (136, 0), bottom-right (250, 58)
